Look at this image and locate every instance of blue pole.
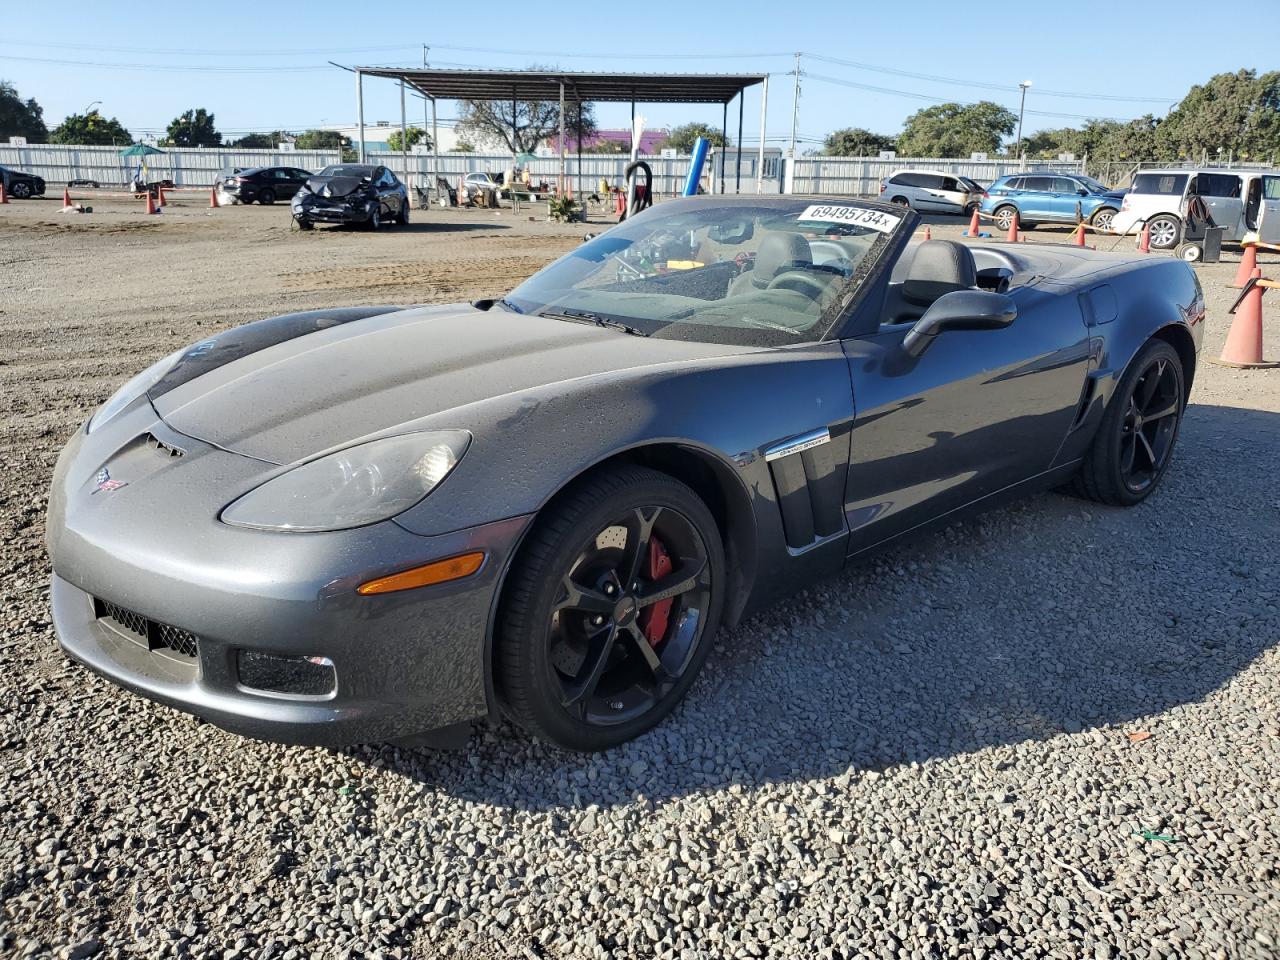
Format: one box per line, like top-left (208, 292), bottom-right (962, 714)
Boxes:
top-left (682, 137), bottom-right (710, 197)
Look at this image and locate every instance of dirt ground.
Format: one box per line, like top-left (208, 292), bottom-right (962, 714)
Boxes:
top-left (2, 192), bottom-right (1279, 959)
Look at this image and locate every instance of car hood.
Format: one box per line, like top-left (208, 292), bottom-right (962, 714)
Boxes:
top-left (304, 175), bottom-right (367, 198)
top-left (151, 304), bottom-right (753, 464)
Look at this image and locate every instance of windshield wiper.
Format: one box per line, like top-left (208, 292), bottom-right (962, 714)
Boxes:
top-left (538, 309), bottom-right (649, 337)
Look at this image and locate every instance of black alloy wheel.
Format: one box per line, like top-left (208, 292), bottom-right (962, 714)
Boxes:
top-left (499, 466), bottom-right (723, 751)
top-left (11, 180), bottom-right (32, 199)
top-left (1075, 339), bottom-right (1185, 506)
top-left (258, 187), bottom-right (276, 205)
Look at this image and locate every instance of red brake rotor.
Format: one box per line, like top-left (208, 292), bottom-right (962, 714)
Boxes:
top-left (637, 536), bottom-right (673, 648)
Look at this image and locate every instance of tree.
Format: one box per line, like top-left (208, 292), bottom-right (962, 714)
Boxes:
top-left (455, 66), bottom-right (594, 153)
top-left (450, 138), bottom-right (476, 153)
top-left (896, 101), bottom-right (1017, 158)
top-left (1025, 118), bottom-right (1160, 163)
top-left (295, 129), bottom-right (356, 161)
top-left (1158, 69), bottom-right (1280, 161)
top-left (821, 127), bottom-right (893, 156)
top-left (230, 131), bottom-right (291, 149)
top-left (0, 81), bottom-right (48, 142)
top-left (165, 108), bottom-right (221, 147)
top-left (387, 126), bottom-right (431, 152)
top-left (658, 122), bottom-right (729, 152)
top-left (50, 111), bottom-right (132, 146)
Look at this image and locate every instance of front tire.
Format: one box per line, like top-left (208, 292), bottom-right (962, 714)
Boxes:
top-left (498, 466), bottom-right (725, 752)
top-left (10, 181), bottom-right (32, 199)
top-left (368, 207), bottom-right (381, 231)
top-left (397, 201), bottom-right (409, 226)
top-left (1091, 207), bottom-right (1117, 232)
top-left (258, 188), bottom-right (277, 205)
top-left (1074, 339), bottom-right (1185, 506)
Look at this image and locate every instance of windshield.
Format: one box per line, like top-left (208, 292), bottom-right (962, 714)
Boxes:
top-left (1078, 176), bottom-right (1110, 194)
top-left (505, 197), bottom-right (904, 346)
top-left (319, 165), bottom-right (375, 178)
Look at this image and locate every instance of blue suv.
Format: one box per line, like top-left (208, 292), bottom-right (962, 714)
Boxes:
top-left (979, 173), bottom-right (1125, 232)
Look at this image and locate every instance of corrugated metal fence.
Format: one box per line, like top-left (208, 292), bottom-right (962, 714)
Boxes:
top-left (788, 157), bottom-right (1086, 196)
top-left (0, 144), bottom-right (340, 186)
top-left (381, 150), bottom-right (776, 197)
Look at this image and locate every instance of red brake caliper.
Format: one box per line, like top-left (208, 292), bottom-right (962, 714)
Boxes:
top-left (637, 536), bottom-right (673, 648)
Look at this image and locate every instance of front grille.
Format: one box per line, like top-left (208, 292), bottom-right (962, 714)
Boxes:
top-left (95, 598), bottom-right (199, 659)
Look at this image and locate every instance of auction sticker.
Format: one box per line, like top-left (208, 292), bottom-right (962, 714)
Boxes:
top-left (799, 204), bottom-right (901, 233)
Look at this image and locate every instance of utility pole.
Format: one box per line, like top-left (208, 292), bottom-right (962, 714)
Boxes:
top-left (789, 52), bottom-right (802, 160)
top-left (1016, 80), bottom-right (1031, 160)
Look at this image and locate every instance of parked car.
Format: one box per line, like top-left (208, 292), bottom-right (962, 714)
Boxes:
top-left (0, 165), bottom-right (46, 199)
top-left (980, 173), bottom-right (1124, 233)
top-left (48, 195), bottom-right (1204, 752)
top-left (1110, 169), bottom-right (1280, 250)
top-left (216, 166), bottom-right (312, 206)
top-left (461, 170), bottom-right (548, 205)
top-left (291, 163), bottom-right (410, 229)
top-left (880, 170), bottom-right (983, 214)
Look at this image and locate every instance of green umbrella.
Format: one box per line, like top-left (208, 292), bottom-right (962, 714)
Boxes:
top-left (119, 143), bottom-right (165, 158)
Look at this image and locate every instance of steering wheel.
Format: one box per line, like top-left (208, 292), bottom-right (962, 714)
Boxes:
top-left (766, 270), bottom-right (829, 301)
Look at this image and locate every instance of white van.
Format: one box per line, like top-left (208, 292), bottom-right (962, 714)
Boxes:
top-left (880, 170), bottom-right (983, 215)
top-left (1110, 168), bottom-right (1280, 250)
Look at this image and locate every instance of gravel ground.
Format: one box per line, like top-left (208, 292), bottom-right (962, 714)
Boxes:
top-left (2, 194), bottom-right (1279, 960)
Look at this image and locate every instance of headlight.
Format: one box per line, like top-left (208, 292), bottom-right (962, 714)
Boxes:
top-left (87, 346), bottom-right (188, 433)
top-left (220, 430), bottom-right (470, 533)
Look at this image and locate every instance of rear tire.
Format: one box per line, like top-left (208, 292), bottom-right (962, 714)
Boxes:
top-left (993, 205), bottom-right (1018, 232)
top-left (890, 195), bottom-right (910, 207)
top-left (1146, 215), bottom-right (1180, 250)
top-left (1074, 339), bottom-right (1185, 507)
top-left (498, 465), bottom-right (724, 752)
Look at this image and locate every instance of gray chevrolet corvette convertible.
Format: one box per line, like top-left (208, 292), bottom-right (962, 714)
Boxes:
top-left (47, 196), bottom-right (1204, 752)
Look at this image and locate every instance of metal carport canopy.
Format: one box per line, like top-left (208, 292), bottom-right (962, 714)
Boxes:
top-left (353, 68), bottom-right (765, 104)
top-left (351, 66), bottom-right (770, 194)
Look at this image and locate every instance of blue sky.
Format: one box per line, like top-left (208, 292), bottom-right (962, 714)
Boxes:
top-left (2, 0), bottom-right (1273, 147)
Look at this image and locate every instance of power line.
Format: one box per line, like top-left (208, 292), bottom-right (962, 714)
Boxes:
top-left (804, 73), bottom-right (1133, 123)
top-left (803, 52), bottom-right (1176, 104)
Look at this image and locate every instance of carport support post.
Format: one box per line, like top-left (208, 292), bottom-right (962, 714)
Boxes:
top-left (356, 69), bottom-right (366, 164)
top-left (756, 74), bottom-right (769, 194)
top-left (736, 92), bottom-right (744, 194)
top-left (431, 97), bottom-right (440, 194)
top-left (720, 101), bottom-right (728, 193)
top-left (558, 81), bottom-right (566, 196)
top-left (399, 80), bottom-right (408, 197)
top-left (575, 96), bottom-right (583, 200)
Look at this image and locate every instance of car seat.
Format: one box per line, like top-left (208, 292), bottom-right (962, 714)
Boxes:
top-left (883, 239), bottom-right (978, 325)
top-left (728, 233), bottom-right (813, 297)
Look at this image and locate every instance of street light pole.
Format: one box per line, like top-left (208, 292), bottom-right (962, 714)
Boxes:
top-left (789, 52), bottom-right (801, 160)
top-left (1016, 80), bottom-right (1032, 160)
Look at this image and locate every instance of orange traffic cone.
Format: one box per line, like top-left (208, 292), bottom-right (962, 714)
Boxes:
top-left (157, 185), bottom-right (167, 207)
top-left (209, 185), bottom-right (220, 208)
top-left (963, 207), bottom-right (980, 237)
top-left (1006, 211), bottom-right (1020, 243)
top-left (0, 180), bottom-right (7, 204)
top-left (1214, 269), bottom-right (1277, 368)
top-left (1073, 222), bottom-right (1087, 247)
top-left (923, 225), bottom-right (932, 241)
top-left (62, 186), bottom-right (72, 207)
top-left (144, 190), bottom-right (158, 215)
top-left (1230, 242), bottom-right (1257, 288)
top-left (1137, 222), bottom-right (1151, 253)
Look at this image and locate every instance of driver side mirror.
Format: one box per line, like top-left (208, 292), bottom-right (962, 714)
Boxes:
top-left (902, 290), bottom-right (1017, 357)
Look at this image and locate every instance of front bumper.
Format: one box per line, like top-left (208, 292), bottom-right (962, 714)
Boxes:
top-left (292, 197), bottom-right (374, 224)
top-left (47, 407), bottom-right (532, 746)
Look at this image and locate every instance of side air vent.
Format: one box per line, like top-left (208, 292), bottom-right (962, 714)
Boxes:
top-left (764, 429), bottom-right (844, 550)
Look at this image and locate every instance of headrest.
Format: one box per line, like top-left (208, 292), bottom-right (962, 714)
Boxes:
top-left (752, 232), bottom-right (812, 287)
top-left (902, 240), bottom-right (977, 304)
